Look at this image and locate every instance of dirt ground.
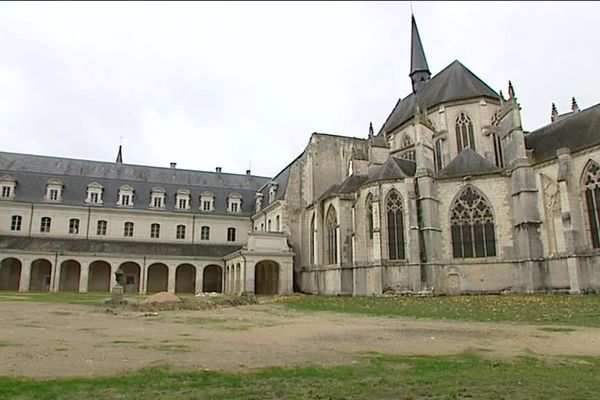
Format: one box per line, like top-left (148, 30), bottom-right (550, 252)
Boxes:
top-left (1, 301), bottom-right (599, 378)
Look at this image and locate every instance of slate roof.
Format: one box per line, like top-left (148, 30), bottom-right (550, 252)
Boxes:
top-left (0, 235), bottom-right (240, 258)
top-left (378, 60), bottom-right (499, 135)
top-left (255, 153), bottom-right (301, 209)
top-left (525, 103), bottom-right (600, 164)
top-left (437, 148), bottom-right (500, 178)
top-left (365, 156), bottom-right (416, 184)
top-left (0, 151), bottom-right (271, 215)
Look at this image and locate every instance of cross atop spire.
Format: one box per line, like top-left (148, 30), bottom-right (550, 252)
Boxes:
top-left (116, 145), bottom-right (123, 164)
top-left (409, 14), bottom-right (431, 94)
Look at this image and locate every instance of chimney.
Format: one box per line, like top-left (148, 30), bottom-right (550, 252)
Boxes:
top-left (216, 167), bottom-right (222, 173)
top-left (246, 169), bottom-right (251, 176)
top-left (170, 162), bottom-right (177, 169)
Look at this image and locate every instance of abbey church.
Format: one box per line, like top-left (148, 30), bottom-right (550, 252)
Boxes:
top-left (0, 16), bottom-right (599, 296)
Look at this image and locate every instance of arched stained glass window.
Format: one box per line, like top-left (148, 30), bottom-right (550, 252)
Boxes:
top-left (386, 190), bottom-right (405, 260)
top-left (491, 133), bottom-right (504, 168)
top-left (310, 214), bottom-right (315, 264)
top-left (583, 161), bottom-right (600, 248)
top-left (456, 112), bottom-right (475, 152)
top-left (366, 194), bottom-right (373, 240)
top-left (450, 187), bottom-right (496, 258)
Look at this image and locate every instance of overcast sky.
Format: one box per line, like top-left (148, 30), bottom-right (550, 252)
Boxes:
top-left (0, 1), bottom-right (598, 178)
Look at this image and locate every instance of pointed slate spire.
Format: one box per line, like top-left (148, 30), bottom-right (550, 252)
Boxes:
top-left (551, 103), bottom-right (559, 122)
top-left (368, 121), bottom-right (374, 137)
top-left (571, 97), bottom-right (580, 112)
top-left (409, 14), bottom-right (431, 94)
top-left (116, 145), bottom-right (123, 163)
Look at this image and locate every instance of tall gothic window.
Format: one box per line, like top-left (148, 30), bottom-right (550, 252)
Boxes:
top-left (310, 214), bottom-right (315, 264)
top-left (583, 161), bottom-right (600, 248)
top-left (455, 112), bottom-right (475, 152)
top-left (386, 190), bottom-right (405, 260)
top-left (366, 194), bottom-right (374, 240)
top-left (325, 206), bottom-right (338, 264)
top-left (434, 138), bottom-right (445, 172)
top-left (491, 133), bottom-right (504, 168)
top-left (450, 186), bottom-right (496, 258)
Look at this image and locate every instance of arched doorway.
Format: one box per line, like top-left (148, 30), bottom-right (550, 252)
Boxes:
top-left (0, 258), bottom-right (22, 291)
top-left (88, 261), bottom-right (111, 292)
top-left (147, 263), bottom-right (168, 293)
top-left (59, 260), bottom-right (81, 292)
top-left (120, 262), bottom-right (141, 293)
top-left (202, 264), bottom-right (222, 293)
top-left (30, 259), bottom-right (52, 291)
top-left (255, 260), bottom-right (279, 295)
top-left (176, 264), bottom-right (196, 293)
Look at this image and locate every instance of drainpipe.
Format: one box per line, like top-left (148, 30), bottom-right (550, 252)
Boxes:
top-left (27, 203), bottom-right (34, 237)
top-left (191, 214), bottom-right (196, 243)
top-left (85, 206), bottom-right (91, 239)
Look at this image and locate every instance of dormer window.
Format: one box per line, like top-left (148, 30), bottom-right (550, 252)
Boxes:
top-left (268, 182), bottom-right (279, 203)
top-left (227, 193), bottom-right (242, 213)
top-left (150, 187), bottom-right (166, 209)
top-left (85, 182), bottom-right (103, 205)
top-left (200, 191), bottom-right (215, 212)
top-left (118, 184), bottom-right (134, 207)
top-left (255, 193), bottom-right (263, 212)
top-left (45, 179), bottom-right (63, 202)
top-left (176, 188), bottom-right (191, 211)
top-left (0, 175), bottom-right (16, 200)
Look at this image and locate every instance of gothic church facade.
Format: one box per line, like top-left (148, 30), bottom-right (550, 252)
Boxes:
top-left (1, 16), bottom-right (599, 295)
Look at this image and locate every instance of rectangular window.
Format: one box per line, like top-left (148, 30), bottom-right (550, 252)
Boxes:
top-left (153, 197), bottom-right (163, 208)
top-left (97, 220), bottom-right (107, 236)
top-left (124, 222), bottom-right (134, 237)
top-left (150, 223), bottom-right (160, 238)
top-left (121, 194), bottom-right (130, 205)
top-left (90, 192), bottom-right (99, 203)
top-left (178, 199), bottom-right (188, 209)
top-left (203, 200), bottom-right (211, 211)
top-left (231, 203), bottom-right (238, 212)
top-left (40, 217), bottom-right (51, 233)
top-left (69, 218), bottom-right (80, 234)
top-left (49, 189), bottom-right (59, 201)
top-left (11, 215), bottom-right (22, 231)
top-left (227, 227), bottom-right (236, 242)
top-left (2, 186), bottom-right (11, 198)
top-left (176, 225), bottom-right (186, 239)
top-left (201, 226), bottom-right (210, 240)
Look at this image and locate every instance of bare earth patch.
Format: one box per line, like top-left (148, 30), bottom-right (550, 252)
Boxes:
top-left (0, 301), bottom-right (599, 378)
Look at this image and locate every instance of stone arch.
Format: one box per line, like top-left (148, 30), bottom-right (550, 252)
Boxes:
top-left (29, 259), bottom-right (52, 291)
top-left (203, 264), bottom-right (222, 293)
top-left (0, 257), bottom-right (22, 291)
top-left (59, 260), bottom-right (81, 292)
top-left (119, 262), bottom-right (141, 293)
top-left (254, 260), bottom-right (280, 295)
top-left (175, 264), bottom-right (196, 294)
top-left (147, 263), bottom-right (167, 293)
top-left (88, 260), bottom-right (111, 292)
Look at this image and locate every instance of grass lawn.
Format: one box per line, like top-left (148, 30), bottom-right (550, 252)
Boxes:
top-left (0, 353), bottom-right (598, 400)
top-left (0, 291), bottom-right (146, 305)
top-left (281, 293), bottom-right (600, 327)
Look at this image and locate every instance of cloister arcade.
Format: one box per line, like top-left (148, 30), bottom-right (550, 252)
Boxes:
top-left (0, 255), bottom-right (225, 294)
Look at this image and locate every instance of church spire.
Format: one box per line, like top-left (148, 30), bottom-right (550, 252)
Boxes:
top-left (116, 145), bottom-right (123, 164)
top-left (409, 14), bottom-right (431, 94)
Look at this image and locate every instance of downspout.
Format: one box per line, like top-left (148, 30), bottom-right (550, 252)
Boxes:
top-left (27, 203), bottom-right (34, 237)
top-left (191, 214), bottom-right (196, 243)
top-left (85, 206), bottom-right (91, 239)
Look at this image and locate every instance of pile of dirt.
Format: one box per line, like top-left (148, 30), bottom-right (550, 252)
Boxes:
top-left (142, 292), bottom-right (182, 305)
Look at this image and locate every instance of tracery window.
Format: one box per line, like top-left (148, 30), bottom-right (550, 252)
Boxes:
top-left (455, 112), bottom-right (476, 152)
top-left (325, 206), bottom-right (338, 264)
top-left (450, 187), bottom-right (496, 258)
top-left (583, 161), bottom-right (600, 248)
top-left (309, 214), bottom-right (315, 264)
top-left (386, 190), bottom-right (405, 260)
